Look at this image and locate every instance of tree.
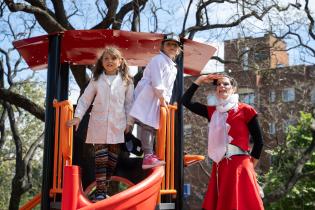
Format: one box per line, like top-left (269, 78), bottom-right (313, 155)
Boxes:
top-left (0, 0), bottom-right (315, 209)
top-left (0, 5), bottom-right (46, 208)
top-left (0, 82), bottom-right (45, 210)
top-left (263, 111), bottom-right (315, 209)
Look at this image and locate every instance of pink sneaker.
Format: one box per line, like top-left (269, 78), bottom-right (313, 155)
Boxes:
top-left (142, 154), bottom-right (165, 170)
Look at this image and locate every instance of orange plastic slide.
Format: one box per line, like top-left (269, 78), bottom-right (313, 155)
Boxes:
top-left (61, 165), bottom-right (164, 210)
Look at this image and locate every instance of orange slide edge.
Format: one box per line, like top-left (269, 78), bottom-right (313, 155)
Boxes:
top-left (62, 165), bottom-right (164, 210)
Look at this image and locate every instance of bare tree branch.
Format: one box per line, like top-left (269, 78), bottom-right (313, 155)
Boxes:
top-left (4, 0), bottom-right (66, 32)
top-left (181, 0), bottom-right (193, 34)
top-left (0, 0), bottom-right (5, 17)
top-left (273, 31), bottom-right (315, 57)
top-left (25, 0), bottom-right (46, 9)
top-left (183, 1), bottom-right (302, 38)
top-left (112, 0), bottom-right (148, 30)
top-left (131, 0), bottom-right (141, 31)
top-left (51, 0), bottom-right (74, 29)
top-left (149, 2), bottom-right (159, 32)
top-left (70, 65), bottom-right (90, 90)
top-left (304, 0), bottom-right (315, 40)
top-left (66, 1), bottom-right (79, 19)
top-left (95, 0), bottom-right (106, 19)
top-left (0, 47), bottom-right (13, 85)
top-left (91, 0), bottom-right (119, 29)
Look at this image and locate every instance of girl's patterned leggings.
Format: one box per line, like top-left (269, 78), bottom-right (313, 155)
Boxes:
top-left (94, 143), bottom-right (120, 197)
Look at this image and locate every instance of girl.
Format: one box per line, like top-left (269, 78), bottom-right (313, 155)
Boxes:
top-left (129, 34), bottom-right (182, 170)
top-left (67, 47), bottom-right (134, 201)
top-left (182, 74), bottom-right (264, 210)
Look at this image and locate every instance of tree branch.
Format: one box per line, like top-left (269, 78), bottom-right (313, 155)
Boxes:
top-left (182, 1), bottom-right (301, 38)
top-left (0, 106), bottom-right (7, 149)
top-left (4, 0), bottom-right (66, 32)
top-left (6, 102), bottom-right (31, 210)
top-left (112, 0), bottom-right (148, 30)
top-left (6, 103), bottom-right (23, 167)
top-left (304, 0), bottom-right (315, 40)
top-left (131, 0), bottom-right (141, 32)
top-left (24, 132), bottom-right (44, 167)
top-left (91, 0), bottom-right (118, 29)
top-left (264, 124), bottom-right (315, 203)
top-left (0, 0), bottom-right (5, 17)
top-left (70, 65), bottom-right (90, 90)
top-left (0, 88), bottom-right (45, 121)
top-left (181, 0), bottom-right (193, 35)
top-left (51, 0), bottom-right (74, 30)
top-left (0, 47), bottom-right (13, 86)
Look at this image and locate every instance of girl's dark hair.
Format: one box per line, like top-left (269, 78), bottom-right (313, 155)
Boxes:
top-left (212, 73), bottom-right (238, 88)
top-left (93, 47), bottom-right (132, 85)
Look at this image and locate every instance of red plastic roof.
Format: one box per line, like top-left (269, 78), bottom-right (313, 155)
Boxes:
top-left (13, 29), bottom-right (216, 75)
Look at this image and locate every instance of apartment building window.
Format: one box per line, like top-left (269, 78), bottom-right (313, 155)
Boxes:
top-left (242, 47), bottom-right (250, 71)
top-left (269, 90), bottom-right (276, 103)
top-left (269, 122), bottom-right (276, 135)
top-left (240, 92), bottom-right (255, 107)
top-left (254, 50), bottom-right (268, 61)
top-left (282, 88), bottom-right (295, 102)
top-left (311, 87), bottom-right (315, 105)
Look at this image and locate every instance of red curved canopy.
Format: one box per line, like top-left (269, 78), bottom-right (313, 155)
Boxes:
top-left (13, 29), bottom-right (216, 75)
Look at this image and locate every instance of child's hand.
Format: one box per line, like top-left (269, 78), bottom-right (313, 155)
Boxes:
top-left (66, 117), bottom-right (80, 131)
top-left (159, 97), bottom-right (167, 108)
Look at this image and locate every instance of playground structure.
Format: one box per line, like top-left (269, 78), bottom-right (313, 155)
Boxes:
top-left (13, 30), bottom-right (216, 210)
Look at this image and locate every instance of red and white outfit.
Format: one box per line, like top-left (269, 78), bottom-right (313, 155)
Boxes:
top-left (203, 104), bottom-right (264, 210)
top-left (182, 83), bottom-right (264, 210)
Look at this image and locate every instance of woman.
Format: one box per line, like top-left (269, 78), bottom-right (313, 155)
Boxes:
top-left (182, 74), bottom-right (264, 210)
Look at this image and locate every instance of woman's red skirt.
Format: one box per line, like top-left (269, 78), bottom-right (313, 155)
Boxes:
top-left (202, 155), bottom-right (264, 210)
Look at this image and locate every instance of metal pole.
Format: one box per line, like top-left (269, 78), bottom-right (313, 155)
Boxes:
top-left (57, 63), bottom-right (69, 101)
top-left (41, 34), bottom-right (62, 210)
top-left (173, 50), bottom-right (184, 210)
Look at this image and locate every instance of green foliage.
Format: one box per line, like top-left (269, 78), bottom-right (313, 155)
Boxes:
top-left (0, 80), bottom-right (45, 209)
top-left (0, 161), bottom-right (14, 210)
top-left (19, 161), bottom-right (43, 210)
top-left (263, 112), bottom-right (315, 210)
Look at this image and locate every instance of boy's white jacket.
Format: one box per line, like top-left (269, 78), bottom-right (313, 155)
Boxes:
top-left (129, 52), bottom-right (177, 129)
top-left (74, 72), bottom-right (134, 144)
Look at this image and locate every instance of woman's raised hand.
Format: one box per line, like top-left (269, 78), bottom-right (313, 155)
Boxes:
top-left (194, 74), bottom-right (222, 85)
top-left (207, 74), bottom-right (223, 80)
top-left (66, 117), bottom-right (80, 131)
